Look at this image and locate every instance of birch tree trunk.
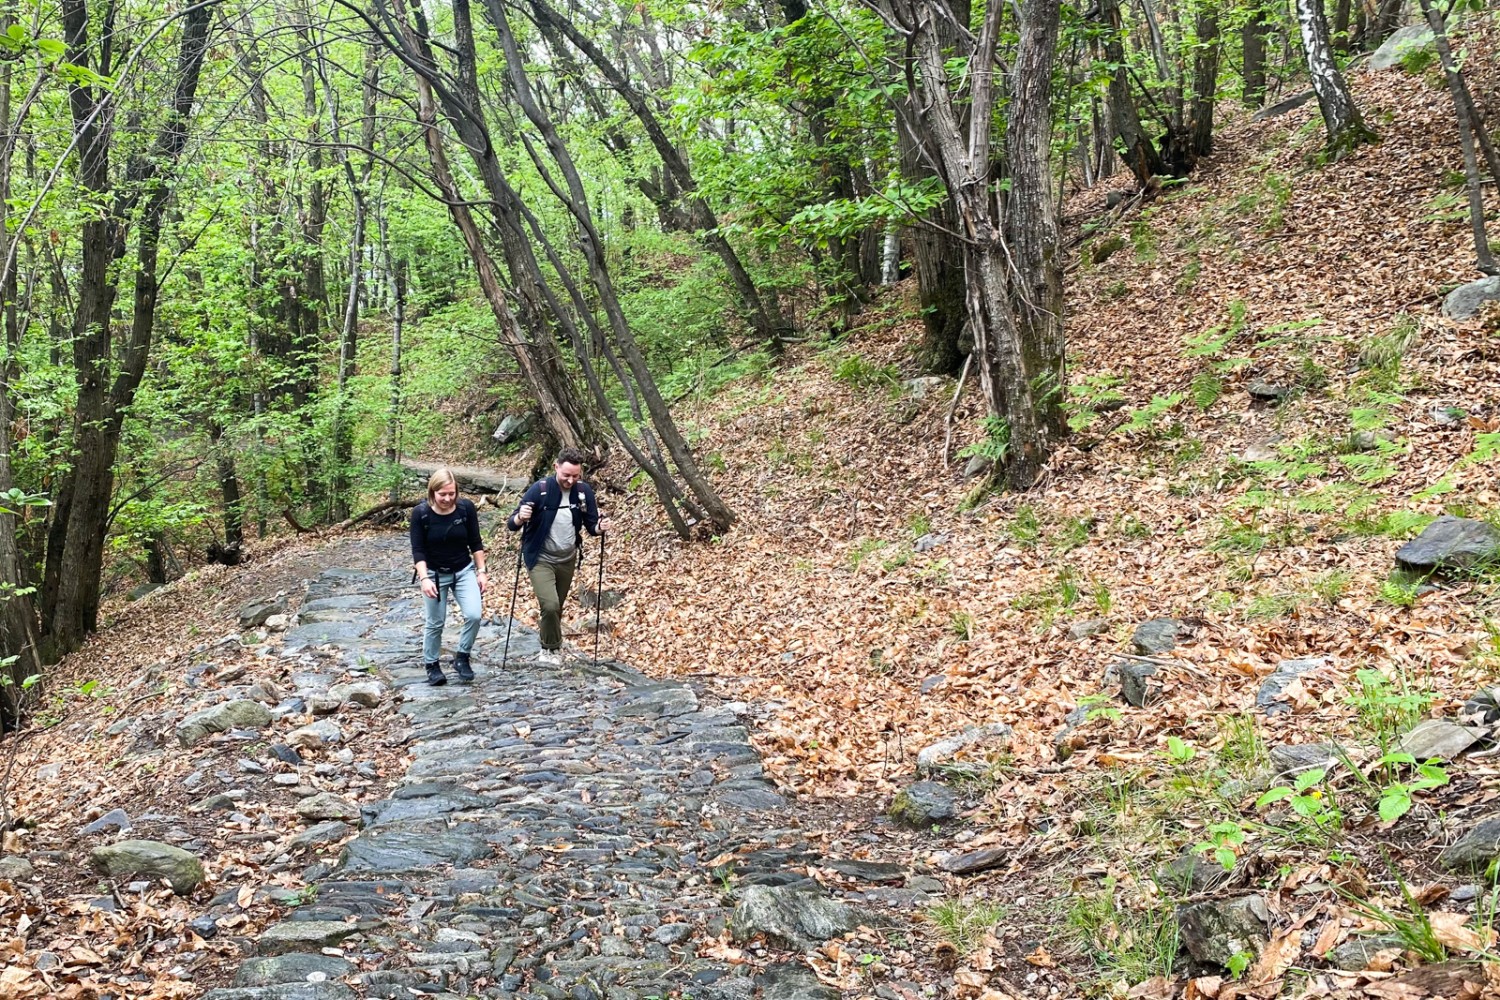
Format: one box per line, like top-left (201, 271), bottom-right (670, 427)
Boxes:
top-left (1297, 0), bottom-right (1377, 156)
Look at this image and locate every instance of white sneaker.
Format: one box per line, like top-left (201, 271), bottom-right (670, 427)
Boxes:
top-left (537, 649), bottom-right (561, 665)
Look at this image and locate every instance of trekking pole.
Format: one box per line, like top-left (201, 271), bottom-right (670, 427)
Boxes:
top-left (501, 534), bottom-right (523, 668)
top-left (593, 531), bottom-right (606, 669)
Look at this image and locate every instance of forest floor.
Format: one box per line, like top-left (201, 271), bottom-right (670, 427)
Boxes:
top-left (6, 17), bottom-right (1500, 1000)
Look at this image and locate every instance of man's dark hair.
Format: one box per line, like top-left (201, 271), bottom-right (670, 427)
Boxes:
top-left (557, 447), bottom-right (586, 468)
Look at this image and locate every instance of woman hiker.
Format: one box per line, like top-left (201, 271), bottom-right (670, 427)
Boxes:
top-left (506, 447), bottom-right (609, 665)
top-left (410, 467), bottom-right (486, 686)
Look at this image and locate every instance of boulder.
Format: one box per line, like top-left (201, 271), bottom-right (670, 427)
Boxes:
top-left (239, 596), bottom-right (288, 629)
top-left (756, 963), bottom-right (840, 1000)
top-left (914, 533), bottom-right (950, 554)
top-left (1247, 381), bottom-right (1291, 404)
top-left (1177, 895), bottom-right (1270, 967)
top-left (1443, 276), bottom-right (1500, 320)
top-left (0, 855), bottom-right (33, 881)
top-left (915, 723), bottom-right (1011, 774)
top-left (730, 885), bottom-right (872, 948)
top-left (963, 455), bottom-right (992, 481)
top-left (178, 700), bottom-right (272, 748)
top-left (80, 809), bottom-right (132, 836)
top-left (1438, 814), bottom-right (1500, 871)
top-left (903, 376), bottom-right (946, 401)
top-left (91, 840), bottom-right (205, 895)
top-left (1132, 618), bottom-right (1180, 655)
top-left (888, 781), bottom-right (958, 828)
top-left (1326, 934), bottom-right (1406, 971)
top-left (1396, 516), bottom-right (1500, 575)
top-left (295, 793), bottom-right (360, 824)
top-left (1397, 719), bottom-right (1484, 761)
top-left (1370, 23), bottom-right (1436, 71)
top-left (327, 681), bottom-right (383, 708)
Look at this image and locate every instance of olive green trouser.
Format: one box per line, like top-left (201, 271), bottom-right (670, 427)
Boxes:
top-left (528, 557), bottom-right (577, 652)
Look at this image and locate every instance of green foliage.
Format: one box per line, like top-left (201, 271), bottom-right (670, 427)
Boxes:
top-left (1256, 768), bottom-right (1342, 842)
top-left (1066, 876), bottom-right (1180, 984)
top-left (1371, 754), bottom-right (1449, 822)
top-left (1065, 372), bottom-right (1128, 433)
top-left (1346, 667), bottom-right (1434, 753)
top-left (1190, 372), bottom-right (1222, 410)
top-left (927, 898), bottom-right (1006, 954)
top-left (1192, 820), bottom-right (1247, 872)
top-left (831, 353), bottom-right (900, 391)
top-left (959, 416), bottom-right (1011, 465)
top-left (1119, 394), bottom-right (1184, 436)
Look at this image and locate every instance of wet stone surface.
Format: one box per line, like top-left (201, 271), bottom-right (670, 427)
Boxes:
top-left (207, 537), bottom-right (825, 1000)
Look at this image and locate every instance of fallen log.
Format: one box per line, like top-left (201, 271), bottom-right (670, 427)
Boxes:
top-left (400, 460), bottom-right (525, 496)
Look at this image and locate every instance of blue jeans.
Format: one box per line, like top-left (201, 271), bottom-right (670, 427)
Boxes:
top-left (423, 564), bottom-right (482, 663)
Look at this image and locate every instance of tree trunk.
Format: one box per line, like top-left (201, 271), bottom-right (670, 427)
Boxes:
top-left (1297, 0), bottom-right (1377, 156)
top-left (1189, 3), bottom-right (1220, 157)
top-left (1368, 0), bottom-right (1404, 49)
top-left (1417, 0), bottom-right (1496, 274)
top-left (1243, 2), bottom-right (1269, 107)
top-left (43, 0), bottom-right (213, 653)
top-left (1099, 0), bottom-right (1166, 185)
top-left (387, 254), bottom-right (405, 504)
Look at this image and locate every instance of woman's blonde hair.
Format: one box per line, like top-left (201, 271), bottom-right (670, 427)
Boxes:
top-left (426, 467), bottom-right (457, 502)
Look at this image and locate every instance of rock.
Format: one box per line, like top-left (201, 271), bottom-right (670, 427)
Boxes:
top-left (129, 582), bottom-right (163, 601)
top-left (755, 963), bottom-right (840, 1000)
top-left (913, 533), bottom-right (950, 554)
top-left (1247, 381), bottom-right (1290, 403)
top-left (287, 719), bottom-right (343, 748)
top-left (1443, 275), bottom-right (1500, 320)
top-left (270, 744), bottom-right (302, 765)
top-left (903, 376), bottom-right (946, 401)
top-left (939, 847), bottom-right (1007, 875)
top-left (257, 919), bottom-right (359, 955)
top-left (1120, 661), bottom-right (1157, 707)
top-left (239, 596), bottom-right (288, 629)
top-left (915, 723), bottom-right (1011, 774)
top-left (1241, 438), bottom-right (1281, 462)
top-left (730, 885), bottom-right (872, 948)
top-left (202, 985), bottom-right (354, 1000)
top-left (0, 855), bottom-right (33, 881)
top-left (1132, 619), bottom-right (1180, 655)
top-left (1438, 815), bottom-right (1500, 871)
top-left (233, 953), bottom-right (355, 986)
top-left (288, 822), bottom-right (352, 850)
top-left (1326, 934), bottom-right (1406, 971)
top-left (823, 859), bottom-right (906, 883)
top-left (579, 588), bottom-right (626, 611)
top-left (1251, 89), bottom-right (1314, 122)
top-left (888, 781), bottom-right (958, 828)
top-left (1068, 619), bottom-right (1109, 640)
top-left (90, 840), bottom-right (205, 895)
top-left (492, 412), bottom-right (535, 445)
top-left (1106, 190), bottom-right (1127, 209)
top-left (1177, 895), bottom-right (1270, 967)
top-left (1462, 686), bottom-right (1500, 726)
top-left (1398, 719), bottom-right (1484, 761)
top-left (1431, 404), bottom-right (1466, 426)
top-left (1256, 658), bottom-right (1328, 716)
top-left (178, 700), bottom-right (273, 748)
top-left (1370, 23), bottom-right (1436, 71)
top-left (264, 614), bottom-right (292, 631)
top-left (962, 454), bottom-right (992, 481)
top-left (80, 808), bottom-right (132, 835)
top-left (1269, 743), bottom-right (1342, 775)
top-left (327, 681), bottom-right (384, 708)
top-left (1156, 851), bottom-right (1225, 896)
top-left (1396, 516), bottom-right (1500, 575)
top-left (652, 922), bottom-right (694, 946)
top-left (295, 793), bottom-right (360, 823)
top-left (190, 914), bottom-right (219, 939)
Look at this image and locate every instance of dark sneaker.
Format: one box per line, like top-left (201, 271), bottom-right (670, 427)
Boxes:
top-left (425, 661), bottom-right (447, 686)
top-left (454, 651), bottom-right (475, 683)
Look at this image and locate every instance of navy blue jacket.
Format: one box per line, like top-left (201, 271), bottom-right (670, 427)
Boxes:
top-left (506, 476), bottom-right (600, 570)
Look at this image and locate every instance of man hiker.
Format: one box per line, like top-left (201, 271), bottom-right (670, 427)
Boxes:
top-left (506, 447), bottom-right (609, 664)
top-left (410, 467), bottom-right (487, 686)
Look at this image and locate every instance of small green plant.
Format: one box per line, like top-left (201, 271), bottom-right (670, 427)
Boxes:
top-left (1256, 768), bottom-right (1342, 843)
top-left (1217, 713), bottom-right (1267, 773)
top-left (1398, 44), bottom-right (1438, 75)
top-left (950, 610), bottom-right (975, 641)
top-left (1066, 876), bottom-right (1180, 983)
top-left (1190, 371), bottom-right (1222, 410)
top-left (1226, 950), bottom-right (1254, 980)
top-left (927, 897), bottom-right (1006, 954)
top-left (1311, 570), bottom-right (1351, 606)
top-left (1346, 667), bottom-right (1434, 753)
top-left (958, 415), bottom-right (1011, 465)
top-left (1054, 516), bottom-right (1092, 553)
top-left (1119, 393), bottom-right (1184, 436)
top-left (1093, 581), bottom-right (1113, 613)
top-left (909, 513), bottom-right (932, 539)
top-left (1193, 820), bottom-right (1248, 871)
top-left (1117, 515), bottom-right (1151, 540)
top-left (1164, 736), bottom-right (1197, 765)
top-left (1245, 590), bottom-right (1307, 620)
top-left (1065, 372), bottom-right (1129, 433)
top-left (1342, 862), bottom-right (1449, 964)
top-left (1130, 218), bottom-right (1157, 261)
top-left (1009, 504), bottom-right (1043, 546)
top-left (1105, 279), bottom-right (1129, 300)
top-left (832, 353), bottom-right (899, 391)
top-left (1378, 578), bottom-right (1421, 608)
top-left (1077, 691), bottom-right (1122, 724)
top-left (847, 537), bottom-right (888, 571)
top-left (1372, 753), bottom-right (1449, 822)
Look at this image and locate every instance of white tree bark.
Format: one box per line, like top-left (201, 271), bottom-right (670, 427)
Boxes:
top-left (1296, 0), bottom-right (1375, 154)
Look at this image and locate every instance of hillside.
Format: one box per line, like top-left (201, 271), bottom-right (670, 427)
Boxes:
top-left (5, 21), bottom-right (1500, 1000)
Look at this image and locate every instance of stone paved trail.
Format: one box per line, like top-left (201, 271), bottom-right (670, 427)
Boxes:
top-left (203, 534), bottom-right (855, 1000)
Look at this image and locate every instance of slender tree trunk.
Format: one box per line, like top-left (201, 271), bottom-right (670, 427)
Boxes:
top-left (1368, 0), bottom-right (1404, 49)
top-left (1418, 0), bottom-right (1496, 274)
top-left (1297, 0), bottom-right (1377, 156)
top-left (1099, 0), bottom-right (1165, 185)
top-left (1243, 2), bottom-right (1270, 107)
top-left (387, 254), bottom-right (405, 504)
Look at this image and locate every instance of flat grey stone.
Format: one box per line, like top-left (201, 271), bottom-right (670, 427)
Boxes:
top-left (822, 859), bottom-right (906, 883)
top-left (1067, 619), bottom-right (1109, 640)
top-left (240, 596), bottom-right (289, 628)
top-left (0, 855), bottom-right (34, 880)
top-left (339, 827), bottom-right (493, 873)
top-left (289, 822), bottom-right (353, 850)
top-left (202, 987), bottom-right (354, 1000)
top-left (755, 963), bottom-right (839, 1000)
top-left (1326, 934), bottom-right (1405, 971)
top-left (1256, 658), bottom-right (1328, 716)
top-left (296, 794), bottom-right (360, 823)
top-left (1121, 661), bottom-right (1157, 707)
top-left (1132, 619), bottom-right (1180, 655)
top-left (652, 922), bottom-right (694, 946)
top-left (915, 723), bottom-right (1011, 774)
top-left (233, 953), bottom-right (355, 986)
top-left (1396, 516), bottom-right (1500, 575)
top-left (1371, 23), bottom-right (1436, 71)
top-left (81, 808), bottom-right (132, 835)
top-left (257, 919), bottom-right (359, 955)
top-left (939, 846), bottom-right (1007, 875)
top-left (178, 700), bottom-right (273, 748)
top-left (1398, 719), bottom-right (1484, 761)
top-left (1269, 743), bottom-right (1341, 774)
top-left (361, 790), bottom-right (488, 828)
